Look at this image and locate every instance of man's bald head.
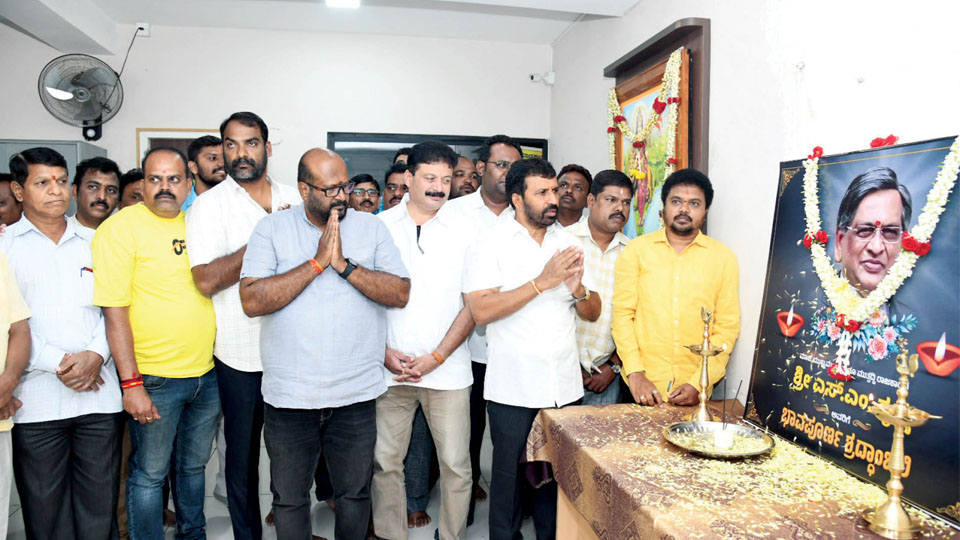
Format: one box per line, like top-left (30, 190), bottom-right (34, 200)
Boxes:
top-left (298, 148), bottom-right (351, 224)
top-left (298, 148), bottom-right (348, 185)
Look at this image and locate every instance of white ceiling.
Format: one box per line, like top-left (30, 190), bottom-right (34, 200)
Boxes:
top-left (87, 0), bottom-right (639, 45)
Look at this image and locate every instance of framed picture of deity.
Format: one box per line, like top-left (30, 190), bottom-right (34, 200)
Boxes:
top-left (747, 135), bottom-right (960, 529)
top-left (608, 48), bottom-right (690, 238)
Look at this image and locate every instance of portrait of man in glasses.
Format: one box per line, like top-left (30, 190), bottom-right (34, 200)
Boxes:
top-left (833, 167), bottom-right (912, 295)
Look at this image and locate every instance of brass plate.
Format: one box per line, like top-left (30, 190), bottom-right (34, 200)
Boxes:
top-left (663, 421), bottom-right (775, 459)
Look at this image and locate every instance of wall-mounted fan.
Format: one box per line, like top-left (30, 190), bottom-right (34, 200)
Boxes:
top-left (38, 54), bottom-right (123, 141)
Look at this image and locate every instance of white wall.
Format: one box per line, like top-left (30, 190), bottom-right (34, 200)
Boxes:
top-left (0, 23), bottom-right (553, 182)
top-left (550, 0), bottom-right (960, 400)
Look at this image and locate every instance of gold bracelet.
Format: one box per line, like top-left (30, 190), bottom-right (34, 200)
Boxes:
top-left (529, 280), bottom-right (542, 295)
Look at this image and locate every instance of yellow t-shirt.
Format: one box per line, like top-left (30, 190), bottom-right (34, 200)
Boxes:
top-left (0, 252), bottom-right (31, 431)
top-left (92, 204), bottom-right (215, 378)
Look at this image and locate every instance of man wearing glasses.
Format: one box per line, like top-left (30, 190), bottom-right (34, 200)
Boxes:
top-left (186, 112), bottom-right (299, 540)
top-left (444, 134), bottom-right (522, 521)
top-left (349, 174), bottom-right (382, 214)
top-left (240, 148), bottom-right (410, 540)
top-left (834, 167), bottom-right (912, 295)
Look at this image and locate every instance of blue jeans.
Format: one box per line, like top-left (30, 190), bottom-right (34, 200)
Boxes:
top-left (264, 400), bottom-right (377, 540)
top-left (127, 369), bottom-right (221, 540)
top-left (581, 375), bottom-right (621, 405)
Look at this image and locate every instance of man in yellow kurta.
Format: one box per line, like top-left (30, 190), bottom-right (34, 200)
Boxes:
top-left (612, 169), bottom-right (740, 406)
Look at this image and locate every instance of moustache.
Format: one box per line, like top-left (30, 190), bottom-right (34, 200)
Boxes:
top-left (609, 212), bottom-right (625, 221)
top-left (541, 204), bottom-right (558, 217)
top-left (154, 190), bottom-right (176, 201)
top-left (91, 200), bottom-right (109, 208)
top-left (231, 157), bottom-right (256, 168)
top-left (212, 167), bottom-right (226, 175)
top-left (424, 191), bottom-right (446, 198)
top-left (329, 201), bottom-right (348, 210)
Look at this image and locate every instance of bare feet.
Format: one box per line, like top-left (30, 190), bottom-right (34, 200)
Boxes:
top-left (163, 509), bottom-right (176, 528)
top-left (407, 511), bottom-right (432, 528)
top-left (265, 509), bottom-right (275, 526)
top-left (473, 485), bottom-right (487, 502)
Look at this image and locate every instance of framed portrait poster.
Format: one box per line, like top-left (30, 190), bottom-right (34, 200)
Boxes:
top-left (747, 136), bottom-right (960, 528)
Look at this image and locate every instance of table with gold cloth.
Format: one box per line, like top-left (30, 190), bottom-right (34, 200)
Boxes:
top-left (524, 402), bottom-right (958, 540)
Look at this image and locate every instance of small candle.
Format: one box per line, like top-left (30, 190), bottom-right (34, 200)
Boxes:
top-left (786, 305), bottom-right (795, 326)
top-left (714, 428), bottom-right (734, 450)
top-left (935, 333), bottom-right (947, 362)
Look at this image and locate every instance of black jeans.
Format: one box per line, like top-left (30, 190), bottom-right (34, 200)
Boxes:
top-left (215, 359), bottom-right (265, 540)
top-left (264, 400), bottom-right (377, 540)
top-left (487, 402), bottom-right (557, 540)
top-left (469, 361), bottom-right (487, 491)
top-left (12, 412), bottom-right (124, 540)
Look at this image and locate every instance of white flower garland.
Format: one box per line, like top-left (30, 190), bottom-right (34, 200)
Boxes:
top-left (803, 136), bottom-right (960, 324)
top-left (607, 47), bottom-right (683, 172)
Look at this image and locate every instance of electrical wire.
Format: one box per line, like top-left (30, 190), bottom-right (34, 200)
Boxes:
top-left (101, 26), bottom-right (140, 112)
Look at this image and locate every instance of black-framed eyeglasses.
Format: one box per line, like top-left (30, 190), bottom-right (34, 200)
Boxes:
top-left (352, 188), bottom-right (380, 197)
top-left (304, 181), bottom-right (355, 197)
top-left (846, 224), bottom-right (902, 244)
top-left (487, 160), bottom-right (514, 171)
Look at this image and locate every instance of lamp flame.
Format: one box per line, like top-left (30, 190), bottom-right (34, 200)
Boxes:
top-left (935, 333), bottom-right (947, 362)
top-left (786, 305), bottom-right (795, 326)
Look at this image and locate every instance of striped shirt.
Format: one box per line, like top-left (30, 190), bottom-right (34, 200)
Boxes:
top-left (567, 219), bottom-right (629, 372)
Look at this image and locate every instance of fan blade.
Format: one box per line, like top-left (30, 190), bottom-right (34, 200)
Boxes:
top-left (77, 99), bottom-right (102, 122)
top-left (83, 66), bottom-right (115, 86)
top-left (44, 86), bottom-right (74, 100)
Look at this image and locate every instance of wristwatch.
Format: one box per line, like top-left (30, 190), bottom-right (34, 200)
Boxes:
top-left (338, 258), bottom-right (358, 280)
top-left (607, 360), bottom-right (621, 374)
top-left (572, 289), bottom-right (590, 303)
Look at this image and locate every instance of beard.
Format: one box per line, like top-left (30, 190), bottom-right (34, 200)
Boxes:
top-left (668, 213), bottom-right (696, 235)
top-left (523, 200), bottom-right (558, 228)
top-left (226, 154), bottom-right (267, 183)
top-left (308, 196), bottom-right (348, 223)
top-left (197, 167), bottom-right (226, 187)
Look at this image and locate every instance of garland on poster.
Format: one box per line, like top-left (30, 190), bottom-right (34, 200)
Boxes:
top-left (606, 47), bottom-right (682, 234)
top-left (801, 136), bottom-right (960, 379)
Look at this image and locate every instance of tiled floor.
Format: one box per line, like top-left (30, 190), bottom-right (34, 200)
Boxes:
top-left (6, 416), bottom-right (536, 539)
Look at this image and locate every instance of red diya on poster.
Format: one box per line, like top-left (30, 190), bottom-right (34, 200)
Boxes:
top-left (776, 306), bottom-right (804, 338)
top-left (917, 333), bottom-right (960, 377)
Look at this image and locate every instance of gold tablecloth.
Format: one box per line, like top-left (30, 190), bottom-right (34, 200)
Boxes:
top-left (525, 403), bottom-right (957, 540)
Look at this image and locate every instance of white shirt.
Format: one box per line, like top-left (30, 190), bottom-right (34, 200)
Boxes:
top-left (463, 217), bottom-right (595, 408)
top-left (68, 214), bottom-right (95, 234)
top-left (186, 176), bottom-right (300, 372)
top-left (378, 198), bottom-right (472, 390)
top-left (444, 191), bottom-right (514, 364)
top-left (0, 217), bottom-right (122, 424)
